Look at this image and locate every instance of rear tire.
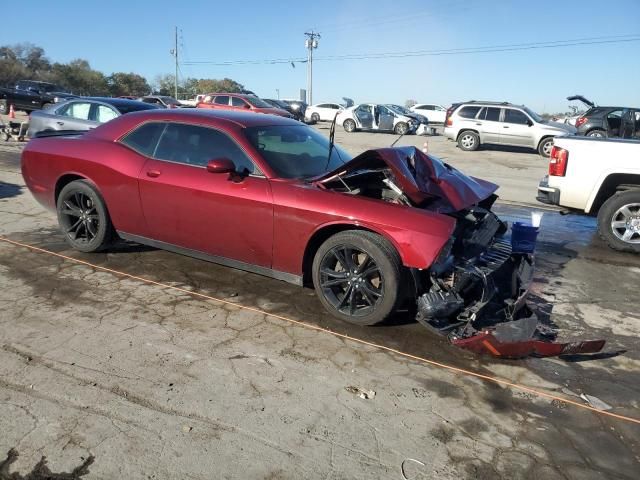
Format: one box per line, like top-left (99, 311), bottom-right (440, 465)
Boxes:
top-left (457, 130), bottom-right (479, 151)
top-left (538, 137), bottom-right (554, 157)
top-left (57, 180), bottom-right (115, 253)
top-left (311, 112), bottom-right (320, 122)
top-left (312, 231), bottom-right (402, 326)
top-left (343, 119), bottom-right (356, 133)
top-left (597, 190), bottom-right (640, 253)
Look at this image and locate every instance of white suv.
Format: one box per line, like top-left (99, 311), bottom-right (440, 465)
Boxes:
top-left (444, 101), bottom-right (576, 157)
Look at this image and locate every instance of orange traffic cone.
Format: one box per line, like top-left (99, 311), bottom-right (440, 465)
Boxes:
top-left (8, 104), bottom-right (15, 119)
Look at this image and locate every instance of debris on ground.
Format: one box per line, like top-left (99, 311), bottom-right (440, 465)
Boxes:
top-left (345, 386), bottom-right (376, 400)
top-left (401, 458), bottom-right (427, 480)
top-left (580, 393), bottom-right (613, 411)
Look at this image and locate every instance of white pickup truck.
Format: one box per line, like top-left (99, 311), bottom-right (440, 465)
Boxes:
top-left (537, 136), bottom-right (640, 252)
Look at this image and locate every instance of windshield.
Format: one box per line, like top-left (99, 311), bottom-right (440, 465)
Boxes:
top-left (244, 125), bottom-right (352, 179)
top-left (245, 96), bottom-right (274, 108)
top-left (523, 106), bottom-right (543, 123)
top-left (160, 97), bottom-right (181, 105)
top-left (386, 105), bottom-right (409, 115)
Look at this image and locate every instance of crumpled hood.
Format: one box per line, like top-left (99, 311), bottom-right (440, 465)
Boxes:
top-left (315, 146), bottom-right (498, 212)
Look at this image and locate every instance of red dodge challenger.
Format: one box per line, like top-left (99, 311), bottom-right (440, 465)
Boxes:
top-left (22, 109), bottom-right (591, 357)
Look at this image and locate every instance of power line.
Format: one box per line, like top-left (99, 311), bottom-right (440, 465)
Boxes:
top-left (181, 33), bottom-right (640, 67)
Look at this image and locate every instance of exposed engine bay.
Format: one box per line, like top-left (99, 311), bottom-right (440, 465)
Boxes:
top-left (317, 147), bottom-right (605, 358)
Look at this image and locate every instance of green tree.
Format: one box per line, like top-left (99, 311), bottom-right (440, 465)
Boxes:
top-left (49, 59), bottom-right (109, 95)
top-left (108, 72), bottom-right (151, 97)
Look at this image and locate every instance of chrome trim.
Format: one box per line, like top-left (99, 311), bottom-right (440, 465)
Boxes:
top-left (117, 232), bottom-right (303, 286)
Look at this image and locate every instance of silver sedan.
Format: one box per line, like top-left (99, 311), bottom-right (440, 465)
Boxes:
top-left (27, 97), bottom-right (160, 138)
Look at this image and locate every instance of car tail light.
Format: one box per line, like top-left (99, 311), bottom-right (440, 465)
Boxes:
top-left (575, 116), bottom-right (587, 128)
top-left (549, 146), bottom-right (568, 176)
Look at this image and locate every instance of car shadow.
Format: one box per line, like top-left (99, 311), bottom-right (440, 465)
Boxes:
top-left (477, 144), bottom-right (538, 155)
top-left (0, 181), bottom-right (22, 200)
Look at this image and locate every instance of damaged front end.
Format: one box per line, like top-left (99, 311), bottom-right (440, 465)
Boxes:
top-left (316, 147), bottom-right (605, 359)
top-left (415, 199), bottom-right (604, 358)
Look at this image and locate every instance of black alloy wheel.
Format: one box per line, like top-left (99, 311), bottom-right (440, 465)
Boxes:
top-left (57, 180), bottom-right (114, 252)
top-left (312, 231), bottom-right (402, 325)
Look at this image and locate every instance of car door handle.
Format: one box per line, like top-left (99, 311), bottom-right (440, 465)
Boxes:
top-left (146, 170), bottom-right (161, 178)
top-left (475, 122), bottom-right (482, 126)
top-left (56, 121), bottom-right (64, 126)
top-left (503, 126), bottom-right (510, 128)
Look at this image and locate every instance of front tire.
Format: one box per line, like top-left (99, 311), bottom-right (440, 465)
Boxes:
top-left (343, 119), bottom-right (356, 133)
top-left (538, 137), bottom-right (554, 157)
top-left (457, 130), bottom-right (479, 151)
top-left (587, 129), bottom-right (606, 138)
top-left (312, 231), bottom-right (402, 326)
top-left (597, 190), bottom-right (640, 253)
top-left (311, 112), bottom-right (320, 122)
top-left (394, 122), bottom-right (409, 135)
top-left (57, 180), bottom-right (115, 252)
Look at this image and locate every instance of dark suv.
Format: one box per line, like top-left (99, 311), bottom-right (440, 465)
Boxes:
top-left (568, 95), bottom-right (640, 138)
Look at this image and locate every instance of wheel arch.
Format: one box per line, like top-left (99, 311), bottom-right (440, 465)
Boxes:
top-left (301, 223), bottom-right (402, 287)
top-left (456, 128), bottom-right (479, 140)
top-left (589, 173), bottom-right (640, 214)
top-left (537, 135), bottom-right (554, 148)
top-left (54, 173), bottom-right (101, 205)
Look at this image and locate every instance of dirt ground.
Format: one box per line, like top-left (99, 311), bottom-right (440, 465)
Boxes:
top-left (0, 123), bottom-right (638, 479)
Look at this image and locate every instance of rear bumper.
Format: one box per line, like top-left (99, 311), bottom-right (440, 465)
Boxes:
top-left (536, 175), bottom-right (560, 206)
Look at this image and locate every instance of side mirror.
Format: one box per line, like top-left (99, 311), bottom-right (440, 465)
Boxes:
top-left (527, 119), bottom-right (533, 127)
top-left (244, 104), bottom-right (251, 109)
top-left (206, 158), bottom-right (235, 174)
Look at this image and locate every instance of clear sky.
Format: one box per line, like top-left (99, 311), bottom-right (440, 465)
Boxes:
top-left (4, 0), bottom-right (640, 112)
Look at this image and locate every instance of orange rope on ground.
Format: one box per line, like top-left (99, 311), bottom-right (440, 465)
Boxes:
top-left (1, 235), bottom-right (639, 426)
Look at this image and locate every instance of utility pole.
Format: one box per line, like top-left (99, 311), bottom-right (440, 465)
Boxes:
top-left (170, 26), bottom-right (178, 99)
top-left (304, 31), bottom-right (320, 105)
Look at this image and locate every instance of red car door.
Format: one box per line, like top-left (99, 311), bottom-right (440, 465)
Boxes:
top-left (137, 122), bottom-right (274, 267)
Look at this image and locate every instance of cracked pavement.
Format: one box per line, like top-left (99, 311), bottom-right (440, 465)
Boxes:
top-left (0, 134), bottom-right (639, 479)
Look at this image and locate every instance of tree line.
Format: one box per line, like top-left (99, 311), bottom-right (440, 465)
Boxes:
top-left (0, 43), bottom-right (246, 98)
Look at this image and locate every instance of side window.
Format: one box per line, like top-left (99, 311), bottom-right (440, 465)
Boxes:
top-left (330, 104), bottom-right (340, 109)
top-left (95, 105), bottom-right (119, 123)
top-left (214, 95), bottom-right (230, 105)
top-left (121, 122), bottom-right (166, 156)
top-left (483, 107), bottom-right (501, 122)
top-left (504, 109), bottom-right (530, 125)
top-left (60, 102), bottom-right (92, 120)
top-left (231, 96), bottom-right (247, 107)
top-left (317, 104), bottom-right (329, 108)
top-left (154, 123), bottom-right (256, 173)
top-left (457, 106), bottom-right (482, 119)
top-left (424, 105), bottom-right (435, 110)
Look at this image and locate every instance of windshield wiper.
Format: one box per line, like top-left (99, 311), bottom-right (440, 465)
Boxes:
top-left (323, 112), bottom-right (338, 172)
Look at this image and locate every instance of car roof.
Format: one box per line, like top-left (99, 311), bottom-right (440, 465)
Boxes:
top-left (113, 108), bottom-right (301, 128)
top-left (205, 92), bottom-right (254, 98)
top-left (83, 97), bottom-right (156, 108)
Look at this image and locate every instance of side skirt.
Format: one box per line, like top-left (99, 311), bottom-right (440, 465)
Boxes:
top-left (117, 232), bottom-right (303, 286)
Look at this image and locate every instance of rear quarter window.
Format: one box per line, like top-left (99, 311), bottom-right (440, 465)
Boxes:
top-left (457, 106), bottom-right (482, 119)
top-left (120, 122), bottom-right (165, 157)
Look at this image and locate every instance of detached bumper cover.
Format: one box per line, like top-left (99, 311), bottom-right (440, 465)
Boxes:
top-left (416, 236), bottom-right (605, 359)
